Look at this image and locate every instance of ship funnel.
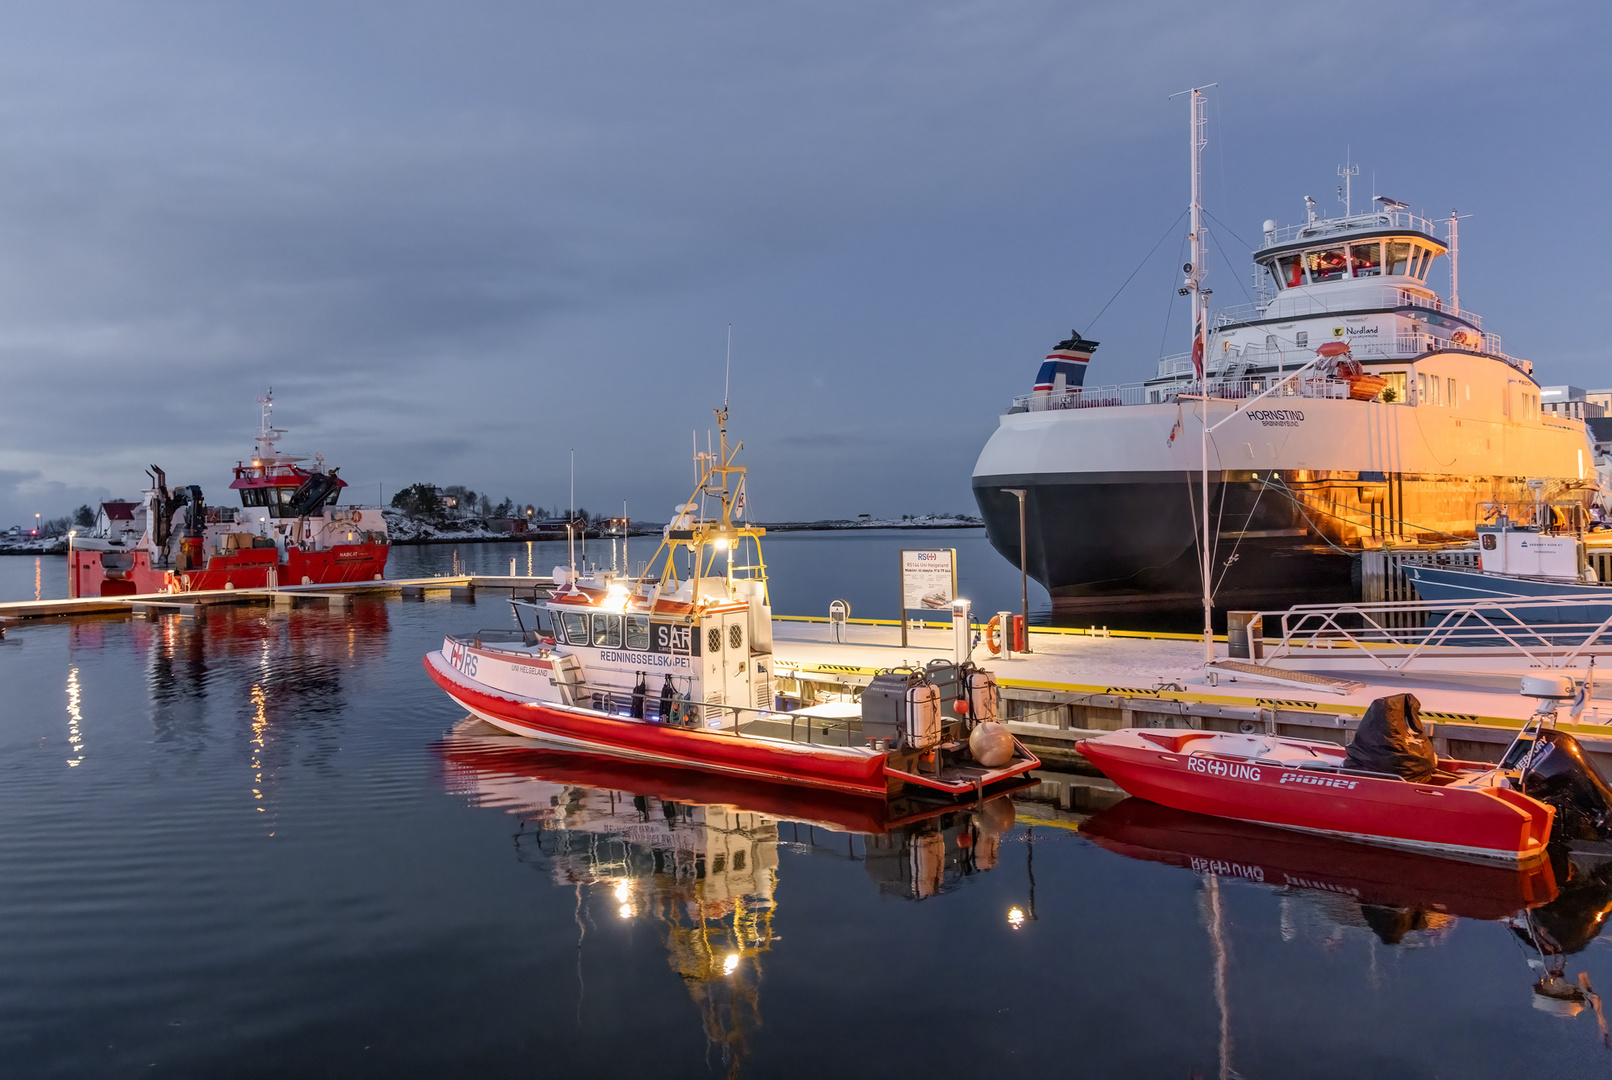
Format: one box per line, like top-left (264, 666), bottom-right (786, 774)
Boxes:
top-left (1031, 333), bottom-right (1099, 407)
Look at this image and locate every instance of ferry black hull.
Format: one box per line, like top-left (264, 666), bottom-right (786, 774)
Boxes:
top-left (973, 471), bottom-right (1360, 614)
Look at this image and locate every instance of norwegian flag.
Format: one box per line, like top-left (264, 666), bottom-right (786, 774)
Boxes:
top-left (1191, 309), bottom-right (1205, 381)
top-left (1168, 402), bottom-right (1184, 448)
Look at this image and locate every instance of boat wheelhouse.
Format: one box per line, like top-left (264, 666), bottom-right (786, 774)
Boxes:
top-left (425, 406), bottom-right (1040, 800)
top-left (973, 94), bottom-right (1593, 613)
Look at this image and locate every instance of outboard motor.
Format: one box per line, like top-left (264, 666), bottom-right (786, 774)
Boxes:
top-left (1519, 729), bottom-right (1612, 842)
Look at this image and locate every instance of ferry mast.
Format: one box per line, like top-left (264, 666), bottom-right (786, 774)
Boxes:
top-left (1177, 83), bottom-right (1216, 667)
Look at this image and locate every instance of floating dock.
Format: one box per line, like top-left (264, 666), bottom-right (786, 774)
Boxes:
top-left (5, 575), bottom-right (1609, 772)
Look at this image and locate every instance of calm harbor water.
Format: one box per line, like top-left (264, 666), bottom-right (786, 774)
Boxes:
top-left (2, 539), bottom-right (1610, 1076)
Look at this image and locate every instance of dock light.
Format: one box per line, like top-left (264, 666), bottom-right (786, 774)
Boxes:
top-left (722, 953), bottom-right (741, 976)
top-left (1007, 906), bottom-right (1026, 930)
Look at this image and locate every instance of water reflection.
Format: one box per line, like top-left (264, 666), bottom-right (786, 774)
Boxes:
top-left (131, 602), bottom-right (390, 817)
top-left (1085, 798), bottom-right (1612, 1050)
top-left (436, 721), bottom-right (1019, 1076)
top-left (64, 666), bottom-right (84, 767)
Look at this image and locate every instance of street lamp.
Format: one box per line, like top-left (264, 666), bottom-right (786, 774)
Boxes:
top-left (33, 512), bottom-right (39, 537)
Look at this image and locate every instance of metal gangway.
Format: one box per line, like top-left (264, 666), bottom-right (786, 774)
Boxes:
top-left (1252, 593), bottom-right (1612, 672)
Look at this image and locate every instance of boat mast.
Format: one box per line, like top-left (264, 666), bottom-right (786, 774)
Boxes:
top-left (1180, 84), bottom-right (1215, 668)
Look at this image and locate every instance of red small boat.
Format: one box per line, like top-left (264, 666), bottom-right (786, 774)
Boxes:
top-left (1077, 724), bottom-right (1555, 865)
top-left (70, 393), bottom-right (389, 596)
top-left (424, 405), bottom-right (1039, 801)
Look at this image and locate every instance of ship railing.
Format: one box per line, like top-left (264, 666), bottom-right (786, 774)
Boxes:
top-left (1259, 210), bottom-right (1439, 249)
top-left (1251, 594), bottom-right (1612, 675)
top-left (1011, 374), bottom-right (1351, 413)
top-left (1211, 287), bottom-right (1485, 331)
top-left (566, 678), bottom-right (868, 747)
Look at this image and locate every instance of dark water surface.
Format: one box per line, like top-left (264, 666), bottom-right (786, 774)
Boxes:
top-left (2, 546), bottom-right (1611, 1077)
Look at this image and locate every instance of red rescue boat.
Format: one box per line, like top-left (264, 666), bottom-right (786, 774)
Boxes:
top-left (1075, 686), bottom-right (1600, 865)
top-left (424, 405), bottom-right (1039, 802)
top-left (1078, 725), bottom-right (1554, 864)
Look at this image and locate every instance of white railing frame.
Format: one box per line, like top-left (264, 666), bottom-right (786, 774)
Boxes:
top-left (1256, 594), bottom-right (1612, 671)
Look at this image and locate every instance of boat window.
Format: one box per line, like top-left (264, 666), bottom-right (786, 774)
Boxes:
top-left (240, 487), bottom-right (267, 508)
top-left (1386, 241), bottom-right (1411, 275)
top-left (1275, 255), bottom-right (1304, 289)
top-left (1447, 377), bottom-right (1456, 407)
top-left (1381, 371), bottom-right (1407, 404)
top-left (1295, 331), bottom-right (1308, 348)
top-left (1305, 248), bottom-right (1348, 283)
top-left (625, 615), bottom-right (650, 651)
top-left (1417, 371), bottom-right (1427, 405)
top-left (561, 611), bottom-right (589, 645)
top-left (593, 614), bottom-right (622, 648)
top-left (1349, 242), bottom-right (1381, 277)
top-left (1416, 248), bottom-right (1434, 280)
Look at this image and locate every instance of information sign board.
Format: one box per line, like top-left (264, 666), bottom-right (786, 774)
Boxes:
top-left (900, 549), bottom-right (956, 612)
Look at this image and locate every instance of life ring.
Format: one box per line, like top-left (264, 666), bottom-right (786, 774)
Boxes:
top-left (985, 615), bottom-right (1003, 656)
top-left (352, 510), bottom-right (363, 524)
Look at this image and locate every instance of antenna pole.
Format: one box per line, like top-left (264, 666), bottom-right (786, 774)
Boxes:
top-left (724, 323), bottom-right (732, 410)
top-left (1448, 209), bottom-right (1460, 312)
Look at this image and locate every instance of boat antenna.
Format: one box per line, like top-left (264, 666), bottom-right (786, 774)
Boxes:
top-left (1447, 208), bottom-right (1470, 312)
top-left (570, 448), bottom-right (577, 577)
top-left (724, 323), bottom-right (733, 411)
top-left (1337, 151), bottom-right (1357, 216)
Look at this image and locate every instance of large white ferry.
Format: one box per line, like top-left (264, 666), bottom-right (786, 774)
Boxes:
top-left (973, 91), bottom-right (1595, 612)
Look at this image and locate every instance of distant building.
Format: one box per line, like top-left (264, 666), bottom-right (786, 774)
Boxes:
top-left (1540, 385), bottom-right (1606, 421)
top-left (1587, 389), bottom-right (1612, 416)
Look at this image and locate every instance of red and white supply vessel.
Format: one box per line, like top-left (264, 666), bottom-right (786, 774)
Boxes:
top-left (1078, 676), bottom-right (1612, 865)
top-left (425, 406), bottom-right (1039, 801)
top-left (70, 393), bottom-right (389, 596)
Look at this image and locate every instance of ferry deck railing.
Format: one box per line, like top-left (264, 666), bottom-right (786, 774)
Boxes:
top-left (1250, 595), bottom-right (1612, 672)
top-left (1212, 287), bottom-right (1486, 333)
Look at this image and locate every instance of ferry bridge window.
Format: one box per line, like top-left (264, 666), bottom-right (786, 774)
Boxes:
top-left (1415, 248), bottom-right (1434, 281)
top-left (240, 487), bottom-right (268, 508)
top-left (593, 614), bottom-right (622, 648)
top-left (625, 615), bottom-right (650, 651)
top-left (561, 611), bottom-right (589, 646)
top-left (1349, 242), bottom-right (1381, 277)
top-left (1275, 255), bottom-right (1304, 289)
top-left (1387, 241), bottom-right (1411, 276)
top-left (1305, 248), bottom-right (1348, 282)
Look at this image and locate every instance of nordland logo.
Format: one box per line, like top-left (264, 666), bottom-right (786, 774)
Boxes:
top-left (1332, 326), bottom-right (1345, 338)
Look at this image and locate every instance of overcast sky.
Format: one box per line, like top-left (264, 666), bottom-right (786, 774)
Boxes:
top-left (1, 1), bottom-right (1607, 527)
